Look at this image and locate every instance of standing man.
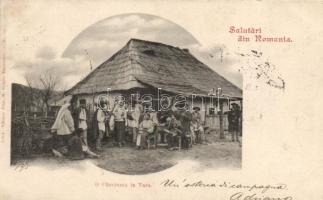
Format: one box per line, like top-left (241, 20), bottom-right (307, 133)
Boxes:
top-left (227, 103), bottom-right (241, 143)
top-left (127, 100), bottom-right (142, 145)
top-left (70, 96), bottom-right (79, 130)
top-left (172, 103), bottom-right (192, 149)
top-left (95, 99), bottom-right (108, 151)
top-left (113, 98), bottom-right (127, 147)
top-left (78, 99), bottom-right (88, 146)
top-left (51, 102), bottom-right (75, 155)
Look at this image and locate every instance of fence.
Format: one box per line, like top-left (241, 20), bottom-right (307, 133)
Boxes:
top-left (11, 115), bottom-right (55, 159)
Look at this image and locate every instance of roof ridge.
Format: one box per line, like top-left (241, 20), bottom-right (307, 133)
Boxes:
top-left (127, 39), bottom-right (242, 92)
top-left (127, 38), bottom-right (182, 50)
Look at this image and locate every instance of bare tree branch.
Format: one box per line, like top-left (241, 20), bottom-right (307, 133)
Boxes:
top-left (24, 72), bottom-right (61, 116)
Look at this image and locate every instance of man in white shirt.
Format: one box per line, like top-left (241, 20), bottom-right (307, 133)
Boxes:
top-left (96, 100), bottom-right (107, 151)
top-left (127, 101), bottom-right (142, 144)
top-left (113, 99), bottom-right (126, 147)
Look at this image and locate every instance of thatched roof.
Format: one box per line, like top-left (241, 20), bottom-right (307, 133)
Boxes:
top-left (66, 39), bottom-right (242, 98)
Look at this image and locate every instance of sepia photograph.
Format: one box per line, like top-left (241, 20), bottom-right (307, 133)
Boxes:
top-left (10, 14), bottom-right (242, 174)
top-left (2, 1), bottom-right (323, 200)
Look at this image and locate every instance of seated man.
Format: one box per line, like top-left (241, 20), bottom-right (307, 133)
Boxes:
top-left (172, 107), bottom-right (193, 149)
top-left (147, 107), bottom-right (159, 146)
top-left (136, 113), bottom-right (155, 150)
top-left (157, 109), bottom-right (173, 144)
top-left (164, 114), bottom-right (183, 150)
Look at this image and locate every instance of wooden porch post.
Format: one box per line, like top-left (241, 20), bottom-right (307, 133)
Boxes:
top-left (204, 99), bottom-right (207, 126)
top-left (239, 99), bottom-right (243, 136)
top-left (219, 99), bottom-right (225, 139)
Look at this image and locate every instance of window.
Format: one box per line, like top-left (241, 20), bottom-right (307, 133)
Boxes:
top-left (142, 49), bottom-right (155, 56)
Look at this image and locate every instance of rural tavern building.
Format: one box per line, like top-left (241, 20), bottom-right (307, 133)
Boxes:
top-left (65, 38), bottom-right (242, 133)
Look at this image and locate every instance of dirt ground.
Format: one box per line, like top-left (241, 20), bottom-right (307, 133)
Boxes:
top-left (93, 131), bottom-right (242, 174)
top-left (13, 131), bottom-right (242, 174)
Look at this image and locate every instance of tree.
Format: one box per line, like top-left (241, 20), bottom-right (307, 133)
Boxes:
top-left (23, 76), bottom-right (40, 114)
top-left (25, 72), bottom-right (61, 117)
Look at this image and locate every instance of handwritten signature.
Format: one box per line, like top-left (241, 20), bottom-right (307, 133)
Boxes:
top-left (230, 192), bottom-right (293, 200)
top-left (161, 179), bottom-right (286, 192)
top-left (161, 179), bottom-right (292, 200)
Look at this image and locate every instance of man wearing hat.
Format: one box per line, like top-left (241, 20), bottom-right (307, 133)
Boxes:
top-left (172, 101), bottom-right (192, 149)
top-left (157, 107), bottom-right (173, 144)
top-left (227, 103), bottom-right (241, 143)
top-left (112, 98), bottom-right (127, 147)
top-left (94, 99), bottom-right (108, 151)
top-left (127, 99), bottom-right (142, 144)
top-left (78, 99), bottom-right (89, 146)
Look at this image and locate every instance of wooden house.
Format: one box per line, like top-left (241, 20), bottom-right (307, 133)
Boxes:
top-left (65, 39), bottom-right (242, 133)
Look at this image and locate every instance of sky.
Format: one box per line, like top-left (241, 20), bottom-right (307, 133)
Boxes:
top-left (7, 13), bottom-right (242, 91)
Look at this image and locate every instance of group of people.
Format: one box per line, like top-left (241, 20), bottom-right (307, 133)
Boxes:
top-left (50, 100), bottom-right (99, 159)
top-left (50, 95), bottom-right (242, 160)
top-left (50, 97), bottom-right (209, 159)
top-left (90, 98), bottom-right (208, 151)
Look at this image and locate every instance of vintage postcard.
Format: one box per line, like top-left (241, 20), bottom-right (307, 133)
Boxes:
top-left (0, 0), bottom-right (323, 199)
